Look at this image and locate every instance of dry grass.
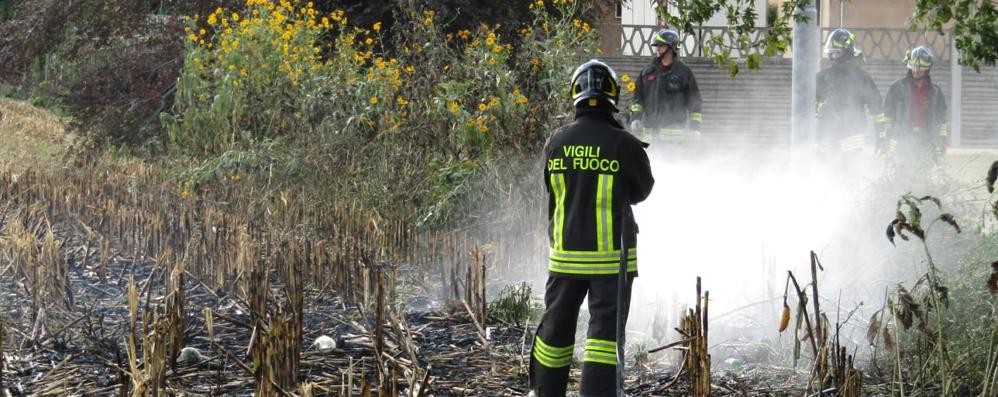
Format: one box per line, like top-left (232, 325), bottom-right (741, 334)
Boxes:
top-left (0, 98), bottom-right (75, 173)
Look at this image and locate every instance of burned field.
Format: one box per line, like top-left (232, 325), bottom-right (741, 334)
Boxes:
top-left (0, 163), bottom-right (815, 396)
top-left (0, 102), bottom-right (996, 396)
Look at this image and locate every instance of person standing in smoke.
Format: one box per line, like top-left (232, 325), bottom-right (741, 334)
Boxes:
top-left (628, 27), bottom-right (703, 146)
top-left (529, 59), bottom-right (654, 397)
top-left (881, 46), bottom-right (949, 165)
top-left (815, 28), bottom-right (887, 157)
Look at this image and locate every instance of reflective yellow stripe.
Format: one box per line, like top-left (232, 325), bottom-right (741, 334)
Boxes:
top-left (549, 248), bottom-right (637, 275)
top-left (550, 173), bottom-right (566, 251)
top-left (873, 113), bottom-right (888, 123)
top-left (690, 112), bottom-right (703, 122)
top-left (548, 260), bottom-right (637, 275)
top-left (550, 248), bottom-right (637, 262)
top-left (630, 104), bottom-right (642, 113)
top-left (584, 339), bottom-right (618, 365)
top-left (838, 134), bottom-right (866, 152)
top-left (656, 128), bottom-right (684, 137)
top-left (533, 336), bottom-right (573, 368)
top-left (595, 174), bottom-right (614, 252)
top-left (939, 125), bottom-right (949, 136)
top-left (586, 338), bottom-right (616, 352)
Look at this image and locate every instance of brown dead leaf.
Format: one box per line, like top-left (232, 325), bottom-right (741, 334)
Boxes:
top-left (866, 310), bottom-right (881, 346)
top-left (779, 304), bottom-right (791, 332)
top-left (883, 327), bottom-right (896, 354)
top-left (918, 195), bottom-right (941, 208)
top-left (886, 220), bottom-right (898, 246)
top-left (938, 213), bottom-right (961, 233)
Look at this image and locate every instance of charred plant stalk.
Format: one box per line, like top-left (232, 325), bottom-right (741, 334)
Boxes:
top-left (787, 271), bottom-right (819, 357)
top-left (1, 319), bottom-right (4, 390)
top-left (809, 251), bottom-right (822, 347)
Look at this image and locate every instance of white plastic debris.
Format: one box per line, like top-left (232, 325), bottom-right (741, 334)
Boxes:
top-left (312, 335), bottom-right (336, 352)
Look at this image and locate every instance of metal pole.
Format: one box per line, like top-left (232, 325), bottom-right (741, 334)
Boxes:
top-left (791, 1), bottom-right (820, 148)
top-left (950, 37), bottom-right (962, 147)
top-left (616, 202), bottom-right (631, 397)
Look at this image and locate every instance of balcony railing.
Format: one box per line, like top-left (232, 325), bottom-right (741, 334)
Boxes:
top-left (604, 24), bottom-right (952, 61)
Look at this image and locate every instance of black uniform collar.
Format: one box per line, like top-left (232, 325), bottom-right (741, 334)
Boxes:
top-left (575, 108), bottom-right (624, 129)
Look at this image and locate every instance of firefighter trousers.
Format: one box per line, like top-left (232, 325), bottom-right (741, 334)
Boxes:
top-left (529, 274), bottom-right (634, 397)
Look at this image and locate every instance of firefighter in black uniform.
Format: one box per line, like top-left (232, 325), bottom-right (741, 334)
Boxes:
top-left (529, 59), bottom-right (655, 397)
top-left (629, 27), bottom-right (703, 145)
top-left (881, 46), bottom-right (949, 164)
top-left (815, 28), bottom-right (887, 155)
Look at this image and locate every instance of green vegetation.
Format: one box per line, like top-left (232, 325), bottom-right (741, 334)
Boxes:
top-left (159, 0), bottom-right (594, 225)
top-left (488, 282), bottom-right (543, 325)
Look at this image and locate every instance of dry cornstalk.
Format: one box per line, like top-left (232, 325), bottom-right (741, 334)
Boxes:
top-left (1, 319), bottom-right (5, 390)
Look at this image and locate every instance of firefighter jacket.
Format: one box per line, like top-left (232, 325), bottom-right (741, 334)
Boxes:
top-left (629, 58), bottom-right (703, 131)
top-left (543, 109), bottom-right (654, 279)
top-left (816, 58), bottom-right (886, 151)
top-left (883, 71), bottom-right (948, 148)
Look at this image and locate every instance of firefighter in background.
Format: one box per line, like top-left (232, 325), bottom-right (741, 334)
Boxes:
top-left (530, 59), bottom-right (654, 397)
top-left (815, 28), bottom-right (887, 155)
top-left (881, 46), bottom-right (949, 164)
top-left (629, 27), bottom-right (703, 145)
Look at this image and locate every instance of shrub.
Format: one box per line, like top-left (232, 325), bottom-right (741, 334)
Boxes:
top-left (165, 0), bottom-right (598, 225)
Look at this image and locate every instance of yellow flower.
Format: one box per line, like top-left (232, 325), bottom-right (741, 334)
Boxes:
top-left (373, 22), bottom-right (382, 31)
top-left (180, 189), bottom-right (190, 199)
top-left (448, 101), bottom-right (459, 113)
top-left (404, 65), bottom-right (414, 75)
top-left (627, 82), bottom-right (636, 92)
top-left (478, 124), bottom-right (489, 133)
top-left (199, 28), bottom-right (206, 36)
top-left (621, 74), bottom-right (631, 82)
top-left (232, 12), bottom-right (239, 21)
top-left (582, 22), bottom-right (590, 33)
top-left (365, 37), bottom-right (373, 45)
top-left (478, 103), bottom-right (487, 111)
top-left (423, 17), bottom-right (433, 25)
top-left (370, 96), bottom-right (379, 105)
top-left (573, 19), bottom-right (581, 27)
top-left (207, 13), bottom-right (218, 25)
top-left (396, 96), bottom-right (409, 106)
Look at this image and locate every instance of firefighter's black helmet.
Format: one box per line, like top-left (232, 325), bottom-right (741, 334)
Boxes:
top-left (824, 28), bottom-right (856, 57)
top-left (651, 28), bottom-right (681, 50)
top-left (904, 46), bottom-right (934, 71)
top-left (570, 59), bottom-right (620, 109)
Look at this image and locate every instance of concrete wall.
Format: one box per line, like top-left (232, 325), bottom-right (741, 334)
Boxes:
top-left (820, 0), bottom-right (916, 29)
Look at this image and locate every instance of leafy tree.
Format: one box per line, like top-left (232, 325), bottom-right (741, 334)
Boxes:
top-left (912, 0), bottom-right (997, 71)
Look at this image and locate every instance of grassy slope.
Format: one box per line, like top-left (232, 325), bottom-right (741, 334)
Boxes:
top-left (0, 98), bottom-right (75, 173)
